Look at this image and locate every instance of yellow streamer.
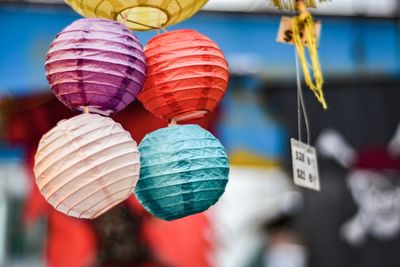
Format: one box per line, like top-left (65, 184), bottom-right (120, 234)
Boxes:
top-left (292, 11), bottom-right (327, 109)
top-left (271, 0), bottom-right (330, 11)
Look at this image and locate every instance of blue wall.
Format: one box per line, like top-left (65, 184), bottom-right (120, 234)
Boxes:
top-left (1, 5), bottom-right (399, 96)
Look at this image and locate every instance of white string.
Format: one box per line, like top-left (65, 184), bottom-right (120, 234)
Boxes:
top-left (295, 48), bottom-right (311, 145)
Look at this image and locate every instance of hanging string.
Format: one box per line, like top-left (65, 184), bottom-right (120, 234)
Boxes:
top-left (291, 0), bottom-right (327, 109)
top-left (295, 49), bottom-right (311, 145)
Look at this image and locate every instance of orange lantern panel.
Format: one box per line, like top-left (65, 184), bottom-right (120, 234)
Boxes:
top-left (139, 29), bottom-right (229, 122)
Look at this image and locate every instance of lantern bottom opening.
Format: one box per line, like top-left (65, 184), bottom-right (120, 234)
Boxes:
top-left (116, 6), bottom-right (168, 30)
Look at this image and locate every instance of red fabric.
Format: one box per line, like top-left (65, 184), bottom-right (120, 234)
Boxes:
top-left (139, 29), bottom-right (229, 122)
top-left (143, 214), bottom-right (212, 267)
top-left (355, 147), bottom-right (400, 171)
top-left (46, 211), bottom-right (97, 267)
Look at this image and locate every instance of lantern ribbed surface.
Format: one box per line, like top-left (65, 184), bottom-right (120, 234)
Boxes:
top-left (34, 114), bottom-right (140, 219)
top-left (45, 18), bottom-right (146, 116)
top-left (135, 124), bottom-right (229, 221)
top-left (65, 0), bottom-right (209, 31)
top-left (138, 29), bottom-right (229, 122)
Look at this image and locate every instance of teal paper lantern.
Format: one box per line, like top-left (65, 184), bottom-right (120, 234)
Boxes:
top-left (135, 124), bottom-right (229, 220)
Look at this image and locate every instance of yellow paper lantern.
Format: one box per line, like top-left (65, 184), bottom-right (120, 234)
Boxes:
top-left (34, 113), bottom-right (140, 219)
top-left (65, 0), bottom-right (209, 31)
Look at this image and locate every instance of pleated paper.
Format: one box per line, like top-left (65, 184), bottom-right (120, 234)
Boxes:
top-left (65, 0), bottom-right (209, 31)
top-left (34, 114), bottom-right (140, 219)
top-left (45, 18), bottom-right (146, 115)
top-left (135, 124), bottom-right (229, 221)
top-left (139, 29), bottom-right (229, 122)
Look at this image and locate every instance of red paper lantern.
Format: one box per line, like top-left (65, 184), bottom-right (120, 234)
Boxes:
top-left (139, 29), bottom-right (229, 122)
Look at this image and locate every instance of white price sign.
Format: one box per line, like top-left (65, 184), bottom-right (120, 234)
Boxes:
top-left (290, 138), bottom-right (320, 191)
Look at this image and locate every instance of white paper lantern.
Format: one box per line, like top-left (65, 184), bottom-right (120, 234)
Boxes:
top-left (34, 113), bottom-right (140, 219)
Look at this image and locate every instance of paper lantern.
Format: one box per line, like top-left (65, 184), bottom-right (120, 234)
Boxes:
top-left (45, 18), bottom-right (146, 116)
top-left (135, 124), bottom-right (229, 221)
top-left (65, 0), bottom-right (209, 31)
top-left (139, 29), bottom-right (229, 122)
top-left (34, 113), bottom-right (140, 219)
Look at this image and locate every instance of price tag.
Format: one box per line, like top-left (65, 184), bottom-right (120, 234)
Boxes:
top-left (276, 16), bottom-right (321, 45)
top-left (290, 138), bottom-right (320, 191)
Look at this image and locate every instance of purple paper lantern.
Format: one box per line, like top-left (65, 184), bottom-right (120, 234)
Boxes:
top-left (45, 18), bottom-right (146, 115)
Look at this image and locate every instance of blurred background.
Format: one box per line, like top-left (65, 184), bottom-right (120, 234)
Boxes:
top-left (1, 0), bottom-right (400, 266)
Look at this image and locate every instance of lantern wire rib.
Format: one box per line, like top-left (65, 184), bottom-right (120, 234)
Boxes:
top-left (140, 155), bottom-right (228, 168)
top-left (145, 63), bottom-right (229, 77)
top-left (38, 141), bottom-right (137, 191)
top-left (55, 167), bottom-right (139, 209)
top-left (138, 138), bottom-right (222, 151)
top-left (140, 146), bottom-right (225, 163)
top-left (138, 166), bottom-right (229, 181)
top-left (36, 115), bottom-right (108, 147)
top-left (136, 179), bottom-right (228, 194)
top-left (143, 92), bottom-right (221, 108)
top-left (93, 0), bottom-right (103, 16)
top-left (138, 189), bottom-right (226, 202)
top-left (125, 18), bottom-right (162, 30)
top-left (89, 197), bottom-right (128, 219)
top-left (80, 195), bottom-right (127, 219)
top-left (150, 101), bottom-right (218, 117)
top-left (143, 201), bottom-right (222, 215)
top-left (140, 86), bottom-right (226, 100)
top-left (47, 52), bottom-right (146, 70)
top-left (42, 151), bottom-right (138, 201)
top-left (36, 124), bottom-right (108, 158)
top-left (36, 133), bottom-right (133, 179)
top-left (35, 123), bottom-right (119, 166)
top-left (47, 47), bottom-right (146, 64)
top-left (64, 180), bottom-right (137, 214)
top-left (77, 189), bottom-right (130, 216)
top-left (142, 75), bottom-right (229, 90)
top-left (145, 39), bottom-right (222, 52)
top-left (55, 87), bottom-right (139, 102)
top-left (78, 187), bottom-right (133, 216)
top-left (119, 10), bottom-right (162, 30)
top-left (141, 199), bottom-right (222, 214)
top-left (53, 30), bottom-right (141, 44)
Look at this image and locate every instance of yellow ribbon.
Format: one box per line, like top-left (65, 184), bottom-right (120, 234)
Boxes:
top-left (292, 11), bottom-right (327, 109)
top-left (272, 0), bottom-right (331, 10)
top-left (272, 0), bottom-right (315, 10)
